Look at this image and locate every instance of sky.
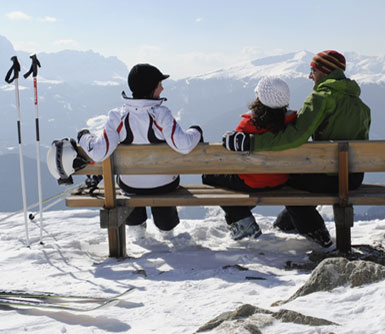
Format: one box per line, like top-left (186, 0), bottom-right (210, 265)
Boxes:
top-left (1, 0), bottom-right (385, 79)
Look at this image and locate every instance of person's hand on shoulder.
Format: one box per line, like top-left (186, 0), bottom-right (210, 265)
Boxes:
top-left (222, 131), bottom-right (250, 152)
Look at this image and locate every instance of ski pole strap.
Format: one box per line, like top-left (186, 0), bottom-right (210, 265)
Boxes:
top-left (5, 56), bottom-right (21, 84)
top-left (23, 54), bottom-right (41, 79)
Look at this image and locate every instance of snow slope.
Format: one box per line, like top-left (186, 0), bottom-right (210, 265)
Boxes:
top-left (1, 207), bottom-right (385, 333)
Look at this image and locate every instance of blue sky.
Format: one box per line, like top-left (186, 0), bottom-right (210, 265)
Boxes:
top-left (1, 0), bottom-right (385, 78)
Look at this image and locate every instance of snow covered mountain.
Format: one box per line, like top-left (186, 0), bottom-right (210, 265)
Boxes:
top-left (191, 50), bottom-right (385, 83)
top-left (1, 34), bottom-right (385, 213)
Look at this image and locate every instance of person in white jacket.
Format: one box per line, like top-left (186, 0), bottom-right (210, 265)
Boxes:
top-left (77, 63), bottom-right (203, 235)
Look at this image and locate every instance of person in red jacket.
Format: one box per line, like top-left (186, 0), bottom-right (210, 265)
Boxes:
top-left (203, 76), bottom-right (297, 241)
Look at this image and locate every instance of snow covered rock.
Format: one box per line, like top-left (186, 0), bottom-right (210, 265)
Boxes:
top-left (196, 304), bottom-right (338, 333)
top-left (277, 257), bottom-right (385, 306)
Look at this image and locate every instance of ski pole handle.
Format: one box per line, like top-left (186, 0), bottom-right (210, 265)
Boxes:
top-left (23, 54), bottom-right (41, 79)
top-left (5, 56), bottom-right (21, 84)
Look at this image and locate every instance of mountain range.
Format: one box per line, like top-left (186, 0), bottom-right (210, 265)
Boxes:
top-left (1, 34), bottom-right (385, 216)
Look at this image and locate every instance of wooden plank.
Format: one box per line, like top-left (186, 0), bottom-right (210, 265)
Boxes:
top-left (117, 195), bottom-right (340, 207)
top-left (65, 194), bottom-right (338, 207)
top-left (102, 157), bottom-right (126, 258)
top-left (66, 196), bottom-right (106, 207)
top-left (113, 142), bottom-right (339, 174)
top-left (333, 204), bottom-right (353, 253)
top-left (75, 141), bottom-right (385, 176)
top-left (102, 157), bottom-right (116, 208)
top-left (349, 141), bottom-right (385, 172)
top-left (66, 192), bottom-right (385, 207)
top-left (65, 183), bottom-right (385, 208)
top-left (338, 142), bottom-right (349, 206)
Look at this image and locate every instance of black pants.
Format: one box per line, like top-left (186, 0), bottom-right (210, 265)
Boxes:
top-left (118, 176), bottom-right (180, 231)
top-left (202, 174), bottom-right (282, 225)
top-left (275, 173), bottom-right (364, 233)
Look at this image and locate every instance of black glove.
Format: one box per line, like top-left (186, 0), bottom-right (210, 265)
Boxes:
top-left (189, 125), bottom-right (204, 142)
top-left (85, 175), bottom-right (103, 193)
top-left (77, 129), bottom-right (90, 143)
top-left (222, 131), bottom-right (250, 152)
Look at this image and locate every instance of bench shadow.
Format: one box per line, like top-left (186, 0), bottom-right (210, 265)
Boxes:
top-left (92, 231), bottom-right (303, 288)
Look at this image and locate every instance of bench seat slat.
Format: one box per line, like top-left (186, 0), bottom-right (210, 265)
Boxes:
top-left (65, 184), bottom-right (385, 208)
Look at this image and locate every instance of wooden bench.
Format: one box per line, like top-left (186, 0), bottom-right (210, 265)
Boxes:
top-left (66, 141), bottom-right (385, 258)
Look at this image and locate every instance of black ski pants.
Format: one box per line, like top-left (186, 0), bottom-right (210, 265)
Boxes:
top-left (202, 174), bottom-right (283, 225)
top-left (274, 173), bottom-right (364, 233)
top-left (118, 176), bottom-right (180, 231)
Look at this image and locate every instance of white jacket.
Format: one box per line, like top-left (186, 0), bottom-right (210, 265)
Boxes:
top-left (79, 96), bottom-right (201, 189)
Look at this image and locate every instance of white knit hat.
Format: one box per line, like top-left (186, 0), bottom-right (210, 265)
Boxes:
top-left (254, 76), bottom-right (290, 109)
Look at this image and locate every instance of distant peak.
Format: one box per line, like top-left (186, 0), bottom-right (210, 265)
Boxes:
top-left (183, 50), bottom-right (385, 84)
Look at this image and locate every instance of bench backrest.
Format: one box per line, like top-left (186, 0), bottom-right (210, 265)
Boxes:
top-left (78, 141), bottom-right (385, 176)
top-left (75, 141), bottom-right (385, 209)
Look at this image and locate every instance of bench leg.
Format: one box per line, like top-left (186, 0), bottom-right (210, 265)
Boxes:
top-left (108, 225), bottom-right (126, 258)
top-left (333, 204), bottom-right (354, 253)
top-left (100, 207), bottom-right (134, 259)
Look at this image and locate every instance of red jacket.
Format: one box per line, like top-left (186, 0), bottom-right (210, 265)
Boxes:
top-left (235, 110), bottom-right (297, 188)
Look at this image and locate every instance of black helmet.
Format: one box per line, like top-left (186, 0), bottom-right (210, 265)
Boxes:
top-left (128, 63), bottom-right (169, 98)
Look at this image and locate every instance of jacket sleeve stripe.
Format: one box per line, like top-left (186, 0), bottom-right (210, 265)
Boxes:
top-left (103, 129), bottom-right (110, 157)
top-left (153, 119), bottom-right (163, 131)
top-left (171, 119), bottom-right (177, 148)
top-left (116, 120), bottom-right (124, 133)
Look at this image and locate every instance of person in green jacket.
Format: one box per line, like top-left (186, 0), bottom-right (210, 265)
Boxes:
top-left (222, 50), bottom-right (371, 248)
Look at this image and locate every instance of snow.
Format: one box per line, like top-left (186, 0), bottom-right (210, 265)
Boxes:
top-left (185, 51), bottom-right (312, 81)
top-left (92, 81), bottom-right (121, 86)
top-left (0, 206), bottom-right (385, 333)
top-left (37, 77), bottom-right (63, 85)
top-left (0, 84), bottom-right (28, 92)
top-left (185, 50), bottom-right (385, 84)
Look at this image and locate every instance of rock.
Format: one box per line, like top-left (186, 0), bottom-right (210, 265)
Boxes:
top-left (196, 304), bottom-right (271, 332)
top-left (197, 258), bottom-right (385, 332)
top-left (243, 323), bottom-right (263, 334)
top-left (276, 257), bottom-right (385, 305)
top-left (273, 309), bottom-right (338, 326)
top-left (196, 303), bottom-right (338, 332)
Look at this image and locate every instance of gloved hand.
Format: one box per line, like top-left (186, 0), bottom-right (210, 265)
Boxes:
top-left (189, 125), bottom-right (204, 142)
top-left (222, 131), bottom-right (250, 152)
top-left (77, 129), bottom-right (90, 143)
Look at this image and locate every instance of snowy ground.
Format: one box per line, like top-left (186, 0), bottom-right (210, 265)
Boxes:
top-left (1, 206), bottom-right (385, 334)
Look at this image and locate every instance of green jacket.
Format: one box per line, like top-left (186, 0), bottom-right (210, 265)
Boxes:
top-left (250, 69), bottom-right (371, 152)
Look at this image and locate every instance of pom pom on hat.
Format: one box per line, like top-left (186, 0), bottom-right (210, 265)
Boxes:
top-left (311, 50), bottom-right (346, 74)
top-left (254, 76), bottom-right (290, 109)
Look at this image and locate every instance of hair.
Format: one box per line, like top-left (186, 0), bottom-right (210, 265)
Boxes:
top-left (249, 98), bottom-right (287, 133)
top-left (134, 89), bottom-right (155, 100)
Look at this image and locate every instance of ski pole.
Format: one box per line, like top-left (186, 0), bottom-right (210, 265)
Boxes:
top-left (5, 56), bottom-right (30, 247)
top-left (28, 182), bottom-right (87, 220)
top-left (24, 55), bottom-right (44, 244)
top-left (0, 182), bottom-right (85, 223)
top-left (28, 195), bottom-right (65, 221)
